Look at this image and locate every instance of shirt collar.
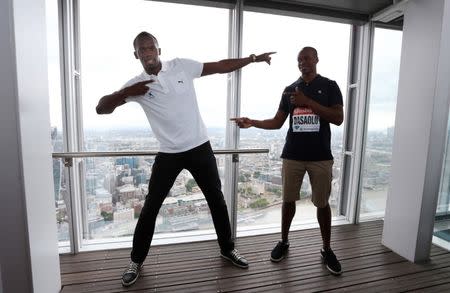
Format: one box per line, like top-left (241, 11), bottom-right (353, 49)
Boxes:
top-left (160, 61), bottom-right (168, 72)
top-left (299, 74), bottom-right (320, 84)
top-left (142, 61), bottom-right (168, 78)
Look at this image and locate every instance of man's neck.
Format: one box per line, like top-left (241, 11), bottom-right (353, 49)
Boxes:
top-left (146, 62), bottom-right (162, 75)
top-left (301, 72), bottom-right (317, 83)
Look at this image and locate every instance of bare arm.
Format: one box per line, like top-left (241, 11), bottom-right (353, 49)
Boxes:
top-left (289, 90), bottom-right (344, 125)
top-left (96, 80), bottom-right (152, 114)
top-left (307, 103), bottom-right (343, 126)
top-left (231, 110), bottom-right (288, 130)
top-left (201, 52), bottom-right (276, 76)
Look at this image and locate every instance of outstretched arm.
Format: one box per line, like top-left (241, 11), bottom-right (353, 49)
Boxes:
top-left (96, 80), bottom-right (153, 114)
top-left (201, 52), bottom-right (276, 76)
top-left (231, 110), bottom-right (288, 130)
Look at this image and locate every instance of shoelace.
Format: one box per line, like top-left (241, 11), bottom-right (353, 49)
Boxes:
top-left (230, 249), bottom-right (244, 260)
top-left (125, 262), bottom-right (140, 274)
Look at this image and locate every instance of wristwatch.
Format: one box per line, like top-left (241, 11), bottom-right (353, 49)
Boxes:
top-left (250, 54), bottom-right (257, 62)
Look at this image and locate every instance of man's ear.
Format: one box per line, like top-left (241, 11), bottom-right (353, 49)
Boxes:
top-left (134, 51), bottom-right (138, 59)
top-left (158, 48), bottom-right (161, 55)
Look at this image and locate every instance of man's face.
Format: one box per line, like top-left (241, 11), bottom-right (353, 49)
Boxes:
top-left (134, 37), bottom-right (161, 72)
top-left (297, 49), bottom-right (318, 75)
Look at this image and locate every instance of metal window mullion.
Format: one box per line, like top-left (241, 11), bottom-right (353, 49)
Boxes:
top-left (71, 0), bottom-right (90, 250)
top-left (224, 0), bottom-right (243, 239)
top-left (350, 23), bottom-right (375, 224)
top-left (60, 0), bottom-right (85, 254)
top-left (60, 0), bottom-right (77, 254)
top-left (345, 25), bottom-right (364, 224)
top-left (336, 24), bottom-right (356, 219)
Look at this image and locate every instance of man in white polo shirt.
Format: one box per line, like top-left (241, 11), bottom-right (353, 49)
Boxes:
top-left (96, 31), bottom-right (274, 287)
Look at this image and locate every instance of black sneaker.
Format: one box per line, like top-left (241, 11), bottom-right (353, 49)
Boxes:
top-left (121, 261), bottom-right (142, 287)
top-left (320, 248), bottom-right (342, 275)
top-left (221, 249), bottom-right (249, 269)
top-left (270, 241), bottom-right (289, 262)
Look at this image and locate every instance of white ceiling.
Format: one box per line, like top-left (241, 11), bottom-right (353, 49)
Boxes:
top-left (278, 0), bottom-right (394, 16)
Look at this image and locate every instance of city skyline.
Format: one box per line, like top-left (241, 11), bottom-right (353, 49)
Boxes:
top-left (53, 125), bottom-right (393, 243)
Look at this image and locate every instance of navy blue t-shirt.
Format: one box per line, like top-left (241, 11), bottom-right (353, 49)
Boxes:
top-left (279, 75), bottom-right (343, 161)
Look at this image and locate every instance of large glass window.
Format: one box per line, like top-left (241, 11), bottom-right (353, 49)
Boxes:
top-left (433, 118), bottom-right (450, 249)
top-left (78, 0), bottom-right (230, 246)
top-left (80, 156), bottom-right (226, 240)
top-left (55, 0), bottom-right (403, 251)
top-left (79, 0), bottom-right (229, 149)
top-left (359, 28), bottom-right (402, 220)
top-left (238, 11), bottom-right (350, 232)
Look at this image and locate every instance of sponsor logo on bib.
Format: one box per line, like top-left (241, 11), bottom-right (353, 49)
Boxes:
top-left (292, 107), bottom-right (320, 132)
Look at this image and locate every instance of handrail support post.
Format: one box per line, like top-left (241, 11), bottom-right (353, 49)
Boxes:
top-left (63, 157), bottom-right (73, 167)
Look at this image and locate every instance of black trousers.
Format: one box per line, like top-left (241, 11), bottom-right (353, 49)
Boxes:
top-left (131, 141), bottom-right (234, 263)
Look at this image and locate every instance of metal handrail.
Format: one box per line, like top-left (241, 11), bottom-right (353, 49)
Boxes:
top-left (52, 148), bottom-right (269, 158)
top-left (52, 148), bottom-right (269, 166)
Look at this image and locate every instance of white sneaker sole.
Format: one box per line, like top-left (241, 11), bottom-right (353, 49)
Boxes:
top-left (321, 254), bottom-right (342, 275)
top-left (121, 271), bottom-right (140, 287)
top-left (270, 255), bottom-right (286, 262)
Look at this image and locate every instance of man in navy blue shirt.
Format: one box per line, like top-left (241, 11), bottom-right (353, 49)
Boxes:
top-left (232, 46), bottom-right (343, 275)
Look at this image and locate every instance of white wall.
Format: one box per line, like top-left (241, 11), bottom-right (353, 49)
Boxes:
top-left (382, 0), bottom-right (450, 262)
top-left (0, 0), bottom-right (61, 292)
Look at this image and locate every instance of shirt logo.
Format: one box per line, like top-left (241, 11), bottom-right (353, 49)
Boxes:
top-left (318, 90), bottom-right (322, 94)
top-left (177, 80), bottom-right (184, 84)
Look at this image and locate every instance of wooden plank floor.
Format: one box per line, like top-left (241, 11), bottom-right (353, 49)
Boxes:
top-left (60, 221), bottom-right (450, 292)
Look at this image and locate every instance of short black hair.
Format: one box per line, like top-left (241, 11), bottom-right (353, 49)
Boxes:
top-left (301, 46), bottom-right (318, 58)
top-left (133, 32), bottom-right (158, 49)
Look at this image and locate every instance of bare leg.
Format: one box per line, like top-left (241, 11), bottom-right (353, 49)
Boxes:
top-left (317, 204), bottom-right (331, 249)
top-left (281, 201), bottom-right (296, 243)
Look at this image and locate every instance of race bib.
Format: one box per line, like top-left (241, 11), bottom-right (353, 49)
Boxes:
top-left (292, 107), bottom-right (320, 132)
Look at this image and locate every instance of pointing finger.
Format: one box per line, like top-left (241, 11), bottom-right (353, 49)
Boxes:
top-left (139, 79), bottom-right (153, 84)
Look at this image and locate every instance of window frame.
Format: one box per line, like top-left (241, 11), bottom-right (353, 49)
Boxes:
top-left (56, 0), bottom-right (391, 253)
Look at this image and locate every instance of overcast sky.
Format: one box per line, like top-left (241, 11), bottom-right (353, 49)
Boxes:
top-left (46, 0), bottom-right (402, 132)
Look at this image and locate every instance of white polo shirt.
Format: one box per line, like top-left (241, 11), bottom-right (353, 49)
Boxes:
top-left (124, 58), bottom-right (209, 153)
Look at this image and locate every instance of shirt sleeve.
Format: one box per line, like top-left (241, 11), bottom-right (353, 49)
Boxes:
top-left (178, 58), bottom-right (203, 79)
top-left (328, 80), bottom-right (344, 107)
top-left (278, 86), bottom-right (291, 114)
